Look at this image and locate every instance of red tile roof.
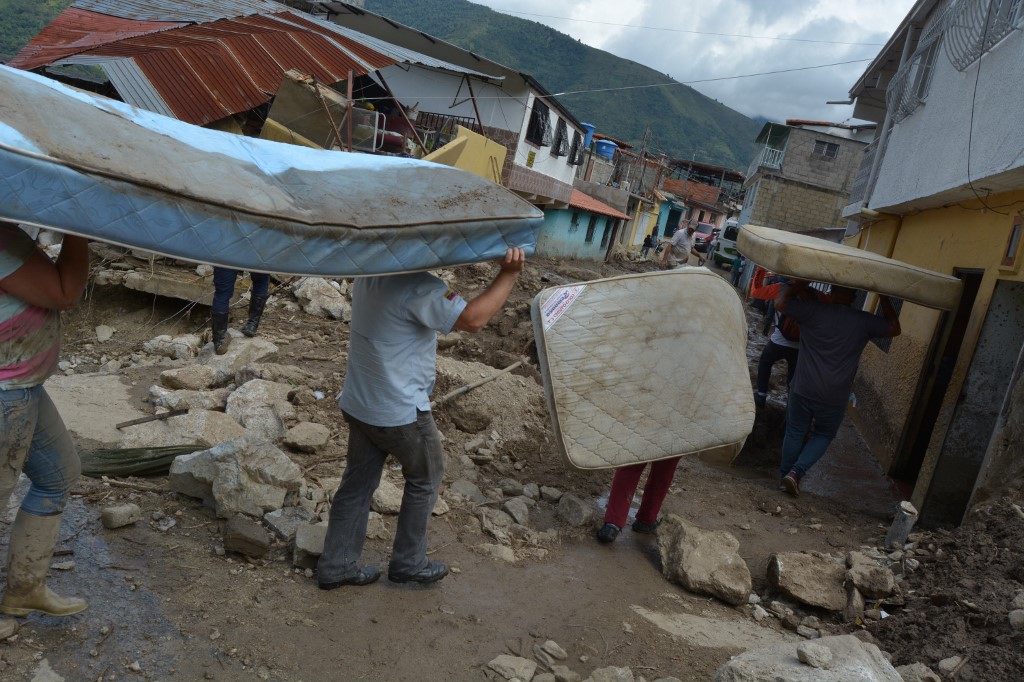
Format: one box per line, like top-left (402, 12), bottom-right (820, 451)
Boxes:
top-left (569, 189), bottom-right (631, 220)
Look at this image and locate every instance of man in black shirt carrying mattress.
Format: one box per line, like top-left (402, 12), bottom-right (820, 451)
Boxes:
top-left (774, 282), bottom-right (901, 496)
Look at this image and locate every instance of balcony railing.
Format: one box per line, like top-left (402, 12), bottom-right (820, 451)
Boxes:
top-left (746, 145), bottom-right (785, 177)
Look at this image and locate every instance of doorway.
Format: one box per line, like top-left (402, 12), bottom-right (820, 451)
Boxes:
top-left (920, 278), bottom-right (1024, 527)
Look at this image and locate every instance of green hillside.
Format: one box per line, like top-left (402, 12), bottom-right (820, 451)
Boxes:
top-left (0, 0), bottom-right (760, 170)
top-left (366, 0), bottom-right (760, 170)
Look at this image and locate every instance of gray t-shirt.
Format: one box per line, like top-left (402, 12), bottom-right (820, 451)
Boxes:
top-left (786, 299), bottom-right (893, 407)
top-left (667, 229), bottom-right (693, 266)
top-left (339, 272), bottom-right (467, 426)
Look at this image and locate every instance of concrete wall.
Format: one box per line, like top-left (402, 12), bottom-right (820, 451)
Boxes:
top-left (870, 22), bottom-right (1024, 211)
top-left (536, 207), bottom-right (615, 260)
top-left (847, 189), bottom-right (1024, 517)
top-left (515, 92), bottom-right (582, 187)
top-left (747, 176), bottom-right (851, 232)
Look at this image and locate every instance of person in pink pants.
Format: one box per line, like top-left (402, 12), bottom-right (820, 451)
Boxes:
top-left (596, 456), bottom-right (682, 543)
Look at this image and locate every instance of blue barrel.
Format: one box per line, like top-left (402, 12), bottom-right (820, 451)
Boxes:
top-left (581, 122), bottom-right (596, 148)
top-left (595, 139), bottom-right (617, 160)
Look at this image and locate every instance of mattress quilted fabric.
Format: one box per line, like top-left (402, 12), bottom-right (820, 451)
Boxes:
top-left (531, 269), bottom-right (755, 471)
top-left (738, 223), bottom-right (962, 310)
top-left (0, 65), bottom-right (541, 276)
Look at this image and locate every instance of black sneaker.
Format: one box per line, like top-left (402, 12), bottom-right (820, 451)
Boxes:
top-left (596, 523), bottom-right (620, 543)
top-left (631, 519), bottom-right (661, 534)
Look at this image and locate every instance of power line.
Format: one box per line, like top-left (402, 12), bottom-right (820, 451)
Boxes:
top-left (496, 10), bottom-right (886, 46)
top-left (547, 58), bottom-right (874, 97)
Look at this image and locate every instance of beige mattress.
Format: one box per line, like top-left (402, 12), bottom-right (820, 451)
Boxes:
top-left (738, 224), bottom-right (962, 310)
top-left (531, 269), bottom-right (755, 471)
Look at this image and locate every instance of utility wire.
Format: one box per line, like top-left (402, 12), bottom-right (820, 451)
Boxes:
top-left (496, 10), bottom-right (887, 46)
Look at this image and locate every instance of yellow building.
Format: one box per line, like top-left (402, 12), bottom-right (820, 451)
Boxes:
top-left (842, 0), bottom-right (1024, 526)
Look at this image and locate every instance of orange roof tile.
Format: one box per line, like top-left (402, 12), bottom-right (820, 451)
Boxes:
top-left (568, 189), bottom-right (631, 221)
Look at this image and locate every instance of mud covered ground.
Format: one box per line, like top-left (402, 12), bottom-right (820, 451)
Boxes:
top-left (0, 252), bottom-right (1020, 681)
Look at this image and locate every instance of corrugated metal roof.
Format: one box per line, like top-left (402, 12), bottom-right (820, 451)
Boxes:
top-left (7, 8), bottom-right (185, 70)
top-left (73, 0), bottom-right (281, 23)
top-left (10, 1), bottom-right (501, 126)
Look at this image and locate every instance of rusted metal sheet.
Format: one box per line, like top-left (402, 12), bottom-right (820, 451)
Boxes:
top-left (73, 0), bottom-right (281, 23)
top-left (7, 8), bottom-right (185, 70)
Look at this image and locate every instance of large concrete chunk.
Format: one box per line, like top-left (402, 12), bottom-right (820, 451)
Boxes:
top-left (292, 277), bottom-right (350, 320)
top-left (120, 409), bottom-right (244, 449)
top-left (159, 365), bottom-right (218, 391)
top-left (658, 514), bottom-right (752, 606)
top-left (713, 634), bottom-right (902, 681)
top-left (143, 333), bottom-right (202, 360)
top-left (149, 385), bottom-right (232, 412)
top-left (846, 552), bottom-right (896, 599)
top-left (768, 552), bottom-right (847, 612)
top-left (198, 336), bottom-right (279, 386)
top-left (168, 436), bottom-right (302, 518)
top-left (225, 379), bottom-right (296, 441)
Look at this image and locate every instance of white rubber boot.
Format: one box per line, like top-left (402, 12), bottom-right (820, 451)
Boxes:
top-left (0, 512), bottom-right (86, 617)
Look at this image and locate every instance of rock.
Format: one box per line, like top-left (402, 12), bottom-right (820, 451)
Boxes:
top-left (540, 641), bottom-right (567, 661)
top-left (523, 482), bottom-right (540, 499)
top-left (198, 336), bottom-right (278, 386)
top-left (658, 514), bottom-right (752, 606)
top-left (95, 325), bottom-right (115, 342)
top-left (768, 552), bottom-right (847, 612)
top-left (846, 552), bottom-right (896, 599)
top-left (895, 662), bottom-right (941, 682)
top-left (487, 654), bottom-right (537, 681)
top-left (160, 365), bottom-right (218, 391)
top-left (31, 658), bottom-right (64, 682)
top-left (225, 379), bottom-right (296, 441)
top-left (797, 641), bottom-right (833, 668)
top-left (432, 497), bottom-right (450, 516)
top-left (478, 543), bottom-right (516, 562)
top-left (502, 497), bottom-right (531, 525)
top-left (1009, 609), bottom-right (1024, 630)
top-left (283, 422), bottom-right (331, 453)
top-left (590, 667), bottom-right (634, 682)
top-left (148, 386), bottom-right (233, 412)
top-left (752, 605), bottom-right (769, 622)
top-left (936, 657), bottom-right (962, 675)
top-left (144, 333), bottom-right (202, 360)
top-left (555, 493), bottom-right (593, 527)
top-left (365, 511), bottom-right (389, 540)
top-left (845, 586), bottom-right (866, 623)
top-left (371, 478), bottom-right (404, 514)
top-left (101, 503), bottom-right (142, 529)
top-left (534, 674), bottom-right (556, 682)
top-left (540, 486), bottom-right (563, 502)
top-left (448, 399), bottom-right (492, 433)
top-left (796, 625), bottom-right (819, 639)
top-left (293, 522), bottom-right (328, 568)
top-left (551, 665), bottom-right (581, 682)
top-left (263, 506), bottom-right (315, 541)
top-left (222, 515), bottom-right (271, 558)
top-left (293, 278), bottom-right (350, 320)
top-left (235, 363), bottom-right (316, 387)
top-left (1011, 592), bottom-right (1024, 611)
top-left (479, 508), bottom-right (514, 543)
top-left (448, 479), bottom-right (487, 505)
top-left (713, 634), bottom-right (901, 681)
top-left (498, 478), bottom-right (524, 496)
top-left (801, 616), bottom-right (822, 630)
top-left (120, 408), bottom-right (244, 449)
top-left (168, 436), bottom-right (302, 518)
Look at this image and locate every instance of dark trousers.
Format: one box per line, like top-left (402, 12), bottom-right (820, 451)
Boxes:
top-left (318, 411), bottom-right (444, 581)
top-left (755, 341), bottom-right (799, 394)
top-left (212, 267), bottom-right (270, 313)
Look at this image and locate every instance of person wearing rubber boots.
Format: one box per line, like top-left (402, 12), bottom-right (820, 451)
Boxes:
top-left (0, 222), bottom-right (91, 640)
top-left (209, 267), bottom-right (271, 355)
top-left (317, 248), bottom-right (526, 589)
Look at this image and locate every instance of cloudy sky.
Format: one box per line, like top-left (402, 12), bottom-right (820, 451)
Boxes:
top-left (469, 0), bottom-right (916, 123)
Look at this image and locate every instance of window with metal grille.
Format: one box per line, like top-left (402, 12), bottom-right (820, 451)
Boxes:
top-left (525, 98), bottom-right (551, 146)
top-left (600, 219), bottom-right (613, 247)
top-left (569, 211), bottom-right (581, 233)
top-left (585, 215), bottom-right (598, 243)
top-left (568, 130), bottom-right (583, 165)
top-left (551, 119), bottom-right (569, 156)
top-left (812, 140), bottom-right (840, 159)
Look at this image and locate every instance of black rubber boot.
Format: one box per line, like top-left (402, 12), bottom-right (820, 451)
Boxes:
top-left (211, 311), bottom-right (231, 355)
top-left (242, 294), bottom-right (268, 338)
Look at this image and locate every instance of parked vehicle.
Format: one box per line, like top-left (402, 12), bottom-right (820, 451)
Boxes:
top-left (693, 222), bottom-right (718, 252)
top-left (710, 218), bottom-right (740, 268)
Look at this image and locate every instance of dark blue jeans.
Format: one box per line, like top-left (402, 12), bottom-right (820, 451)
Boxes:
top-left (318, 411), bottom-right (444, 581)
top-left (756, 341), bottom-right (799, 394)
top-left (779, 391), bottom-right (846, 479)
top-left (211, 268), bottom-right (270, 313)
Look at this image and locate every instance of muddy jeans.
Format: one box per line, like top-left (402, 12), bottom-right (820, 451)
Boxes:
top-left (318, 411), bottom-right (444, 582)
top-left (0, 385), bottom-right (80, 517)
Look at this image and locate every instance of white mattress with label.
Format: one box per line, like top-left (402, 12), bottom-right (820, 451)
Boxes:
top-left (531, 269), bottom-right (755, 471)
top-left (738, 223), bottom-right (962, 310)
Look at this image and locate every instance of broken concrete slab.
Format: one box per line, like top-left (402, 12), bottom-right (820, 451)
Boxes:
top-left (149, 385), bottom-right (232, 412)
top-left (292, 277), bottom-right (350, 320)
top-left (712, 634), bottom-right (902, 681)
top-left (846, 552), bottom-right (897, 599)
top-left (119, 409), bottom-right (244, 449)
top-left (168, 436), bottom-right (302, 518)
top-left (768, 552), bottom-right (847, 612)
top-left (263, 506), bottom-right (315, 542)
top-left (658, 514), bottom-right (752, 607)
top-left (225, 379), bottom-right (296, 441)
top-left (198, 336), bottom-right (278, 386)
top-left (293, 522), bottom-right (328, 569)
top-left (160, 365), bottom-right (218, 391)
